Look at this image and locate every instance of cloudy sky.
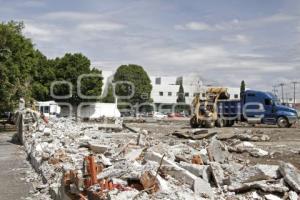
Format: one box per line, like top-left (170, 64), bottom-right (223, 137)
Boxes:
top-left (1, 0), bottom-right (300, 97)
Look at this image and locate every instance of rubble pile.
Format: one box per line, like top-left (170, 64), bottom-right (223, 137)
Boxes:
top-left (16, 110), bottom-right (300, 200)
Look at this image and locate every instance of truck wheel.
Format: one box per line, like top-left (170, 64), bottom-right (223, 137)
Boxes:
top-left (216, 119), bottom-right (224, 128)
top-left (190, 116), bottom-right (199, 128)
top-left (277, 117), bottom-right (289, 128)
top-left (206, 121), bottom-right (215, 128)
top-left (224, 120), bottom-right (234, 127)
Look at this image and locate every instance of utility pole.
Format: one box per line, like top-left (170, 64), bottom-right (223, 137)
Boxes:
top-left (291, 81), bottom-right (299, 108)
top-left (279, 83), bottom-right (285, 104)
top-left (272, 85), bottom-right (278, 96)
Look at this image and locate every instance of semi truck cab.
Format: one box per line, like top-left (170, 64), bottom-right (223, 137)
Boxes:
top-left (242, 90), bottom-right (298, 127)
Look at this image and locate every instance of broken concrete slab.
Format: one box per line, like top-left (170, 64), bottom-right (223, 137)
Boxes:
top-left (230, 164), bottom-right (280, 184)
top-left (265, 194), bottom-right (282, 200)
top-left (255, 164), bottom-right (281, 179)
top-left (207, 137), bottom-right (228, 164)
top-left (144, 152), bottom-right (200, 189)
top-left (172, 129), bottom-right (217, 140)
top-left (124, 148), bottom-right (144, 161)
top-left (288, 191), bottom-right (298, 200)
top-left (179, 162), bottom-right (207, 177)
top-left (210, 162), bottom-right (225, 187)
top-left (98, 124), bottom-right (123, 132)
top-left (279, 162), bottom-right (300, 193)
top-left (228, 180), bottom-right (289, 193)
top-left (249, 148), bottom-right (269, 157)
top-left (193, 178), bottom-right (214, 199)
top-left (122, 123), bottom-right (140, 133)
top-left (43, 127), bottom-right (52, 136)
top-left (88, 142), bottom-right (109, 154)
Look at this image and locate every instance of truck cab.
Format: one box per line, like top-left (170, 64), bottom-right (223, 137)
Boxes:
top-left (242, 90), bottom-right (298, 127)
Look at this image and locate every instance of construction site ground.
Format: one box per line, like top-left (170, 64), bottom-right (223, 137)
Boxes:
top-left (129, 120), bottom-right (300, 168)
top-left (0, 131), bottom-right (33, 200)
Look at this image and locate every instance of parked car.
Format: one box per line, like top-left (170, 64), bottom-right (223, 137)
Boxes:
top-left (153, 112), bottom-right (167, 119)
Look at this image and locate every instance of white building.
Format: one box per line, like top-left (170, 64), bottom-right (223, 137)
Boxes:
top-left (100, 69), bottom-right (241, 112)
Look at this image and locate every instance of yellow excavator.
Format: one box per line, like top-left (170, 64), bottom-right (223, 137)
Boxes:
top-left (190, 87), bottom-right (230, 128)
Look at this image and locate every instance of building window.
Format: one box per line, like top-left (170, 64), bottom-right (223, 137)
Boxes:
top-left (202, 93), bottom-right (206, 98)
top-left (193, 93), bottom-right (200, 97)
top-left (234, 94), bottom-right (239, 99)
top-left (185, 92), bottom-right (189, 97)
top-left (159, 91), bottom-right (163, 96)
top-left (155, 77), bottom-right (161, 85)
top-left (168, 92), bottom-right (172, 96)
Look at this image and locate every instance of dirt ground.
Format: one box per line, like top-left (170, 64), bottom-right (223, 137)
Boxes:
top-left (128, 119), bottom-right (300, 169)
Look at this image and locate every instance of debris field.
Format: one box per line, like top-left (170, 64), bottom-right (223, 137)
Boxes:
top-left (16, 110), bottom-right (300, 200)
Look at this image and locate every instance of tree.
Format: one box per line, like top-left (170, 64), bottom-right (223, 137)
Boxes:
top-left (0, 21), bottom-right (42, 112)
top-left (177, 83), bottom-right (185, 103)
top-left (114, 64), bottom-right (152, 106)
top-left (52, 53), bottom-right (103, 112)
top-left (240, 80), bottom-right (246, 96)
top-left (176, 83), bottom-right (190, 113)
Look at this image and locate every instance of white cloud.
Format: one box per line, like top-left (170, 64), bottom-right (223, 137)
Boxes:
top-left (174, 21), bottom-right (221, 31)
top-left (174, 22), bottom-right (217, 31)
top-left (23, 22), bottom-right (66, 42)
top-left (77, 22), bottom-right (125, 32)
top-left (175, 13), bottom-right (296, 32)
top-left (222, 34), bottom-right (251, 45)
top-left (41, 11), bottom-right (103, 21)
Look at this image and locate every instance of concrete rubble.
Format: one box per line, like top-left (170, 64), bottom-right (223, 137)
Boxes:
top-left (15, 110), bottom-right (300, 200)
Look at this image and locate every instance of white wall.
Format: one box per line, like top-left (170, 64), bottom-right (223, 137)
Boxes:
top-left (78, 103), bottom-right (120, 118)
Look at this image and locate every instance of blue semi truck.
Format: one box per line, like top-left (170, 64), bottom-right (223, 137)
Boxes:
top-left (190, 89), bottom-right (298, 128)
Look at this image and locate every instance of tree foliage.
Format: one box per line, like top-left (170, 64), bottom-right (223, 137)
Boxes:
top-left (52, 53), bottom-right (103, 106)
top-left (0, 21), bottom-right (103, 113)
top-left (177, 83), bottom-right (185, 103)
top-left (114, 64), bottom-right (152, 106)
top-left (240, 80), bottom-right (246, 95)
top-left (0, 21), bottom-right (41, 112)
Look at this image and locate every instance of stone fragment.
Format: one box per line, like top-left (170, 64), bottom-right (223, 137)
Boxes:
top-left (279, 162), bottom-right (300, 192)
top-left (210, 162), bottom-right (225, 187)
top-left (43, 127), bottom-right (52, 136)
top-left (193, 178), bottom-right (214, 199)
top-left (207, 138), bottom-right (228, 163)
top-left (88, 142), bottom-right (109, 154)
top-left (288, 191), bottom-right (298, 200)
top-left (145, 152), bottom-right (200, 189)
top-left (265, 194), bottom-right (282, 200)
top-left (125, 148), bottom-right (143, 161)
top-left (179, 162), bottom-right (207, 177)
top-left (250, 148), bottom-right (269, 157)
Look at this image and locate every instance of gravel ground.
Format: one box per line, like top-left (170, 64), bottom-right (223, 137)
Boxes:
top-left (129, 119), bottom-right (300, 168)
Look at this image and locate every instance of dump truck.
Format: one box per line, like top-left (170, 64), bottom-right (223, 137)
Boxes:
top-left (190, 88), bottom-right (298, 128)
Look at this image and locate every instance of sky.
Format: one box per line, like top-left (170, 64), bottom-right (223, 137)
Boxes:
top-left (1, 0), bottom-right (300, 98)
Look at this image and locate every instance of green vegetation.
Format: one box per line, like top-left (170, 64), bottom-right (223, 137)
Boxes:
top-left (114, 64), bottom-right (152, 106)
top-left (0, 21), bottom-right (103, 113)
top-left (176, 83), bottom-right (185, 103)
top-left (240, 80), bottom-right (246, 96)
